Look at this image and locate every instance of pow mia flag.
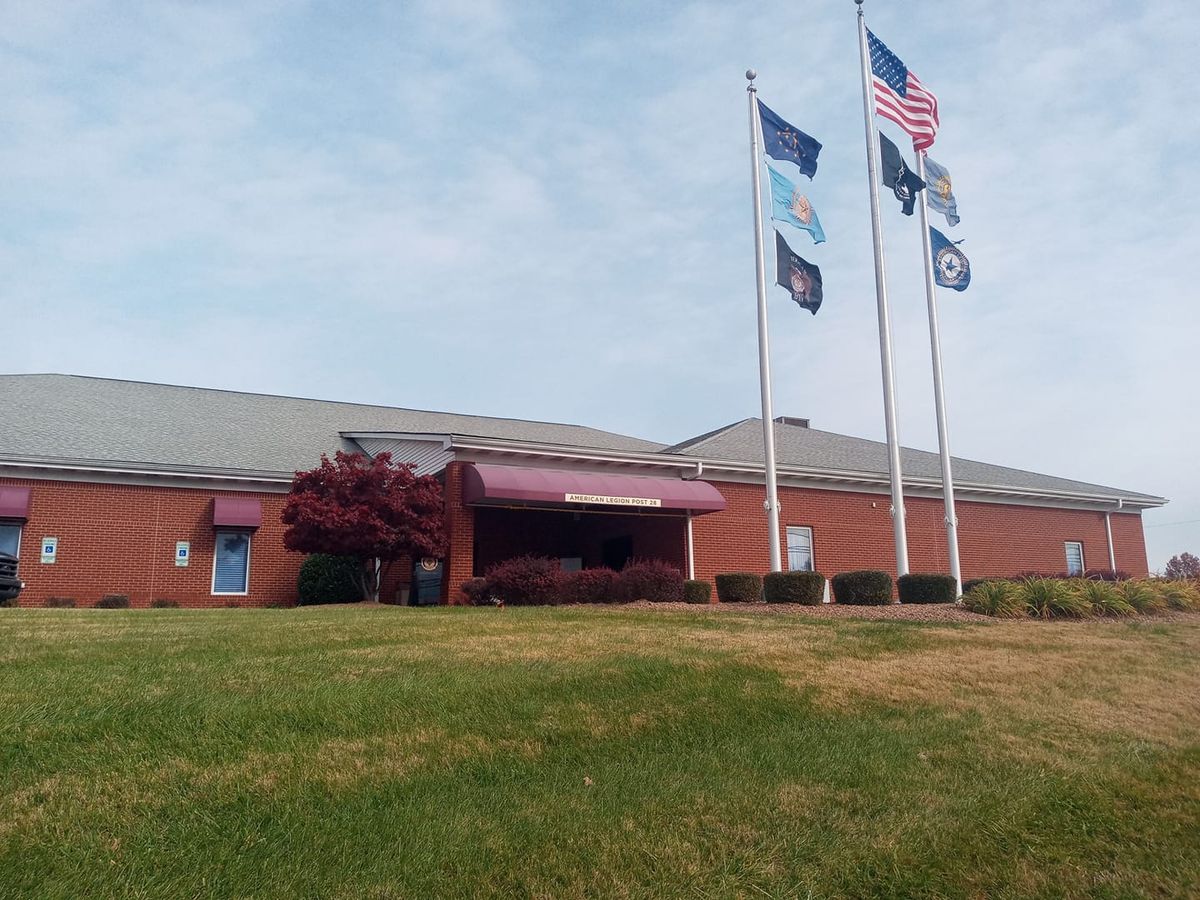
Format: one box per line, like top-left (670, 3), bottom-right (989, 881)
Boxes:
top-left (879, 131), bottom-right (925, 215)
top-left (774, 229), bottom-right (823, 315)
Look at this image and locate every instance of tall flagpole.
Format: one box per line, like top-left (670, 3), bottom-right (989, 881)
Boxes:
top-left (915, 153), bottom-right (962, 594)
top-left (746, 69), bottom-right (783, 573)
top-left (854, 0), bottom-right (910, 578)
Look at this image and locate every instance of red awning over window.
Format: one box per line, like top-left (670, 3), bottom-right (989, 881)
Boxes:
top-left (212, 497), bottom-right (262, 529)
top-left (0, 486), bottom-right (31, 520)
top-left (461, 464), bottom-right (726, 514)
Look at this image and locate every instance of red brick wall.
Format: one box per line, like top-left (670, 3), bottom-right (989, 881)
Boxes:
top-left (691, 480), bottom-right (1149, 582)
top-left (442, 463), bottom-right (475, 604)
top-left (2, 476), bottom-right (300, 608)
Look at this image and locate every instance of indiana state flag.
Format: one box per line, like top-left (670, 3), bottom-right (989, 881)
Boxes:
top-left (930, 226), bottom-right (970, 291)
top-left (922, 155), bottom-right (960, 227)
top-left (758, 100), bottom-right (821, 178)
top-left (767, 165), bottom-right (826, 244)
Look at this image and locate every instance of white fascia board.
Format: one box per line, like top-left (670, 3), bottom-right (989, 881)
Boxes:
top-left (0, 458), bottom-right (291, 492)
top-left (341, 432), bottom-right (455, 451)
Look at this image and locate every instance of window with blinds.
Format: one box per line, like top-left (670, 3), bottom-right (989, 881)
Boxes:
top-left (212, 531), bottom-right (250, 594)
top-left (786, 526), bottom-right (814, 572)
top-left (1065, 541), bottom-right (1085, 577)
top-left (0, 523), bottom-right (20, 557)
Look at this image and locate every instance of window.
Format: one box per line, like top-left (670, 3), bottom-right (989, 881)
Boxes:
top-left (786, 526), bottom-right (814, 572)
top-left (0, 523), bottom-right (20, 557)
top-left (1065, 541), bottom-right (1085, 577)
top-left (212, 531), bottom-right (251, 594)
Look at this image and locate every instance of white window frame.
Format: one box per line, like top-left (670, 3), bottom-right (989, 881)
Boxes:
top-left (786, 525), bottom-right (815, 573)
top-left (0, 521), bottom-right (22, 558)
top-left (211, 530), bottom-right (252, 596)
top-left (1064, 541), bottom-right (1085, 577)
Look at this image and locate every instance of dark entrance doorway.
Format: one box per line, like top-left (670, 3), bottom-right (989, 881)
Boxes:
top-left (601, 535), bottom-right (633, 571)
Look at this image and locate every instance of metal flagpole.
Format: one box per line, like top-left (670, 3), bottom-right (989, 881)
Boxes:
top-left (854, 0), bottom-right (909, 578)
top-left (915, 152), bottom-right (962, 595)
top-left (746, 69), bottom-right (783, 573)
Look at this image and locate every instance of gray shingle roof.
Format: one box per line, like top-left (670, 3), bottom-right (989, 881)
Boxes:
top-left (0, 374), bottom-right (663, 474)
top-left (665, 418), bottom-right (1164, 503)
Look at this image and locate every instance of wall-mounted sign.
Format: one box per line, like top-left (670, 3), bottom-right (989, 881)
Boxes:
top-left (419, 557), bottom-right (439, 572)
top-left (40, 537), bottom-right (58, 564)
top-left (564, 493), bottom-right (662, 508)
top-left (175, 541), bottom-right (190, 567)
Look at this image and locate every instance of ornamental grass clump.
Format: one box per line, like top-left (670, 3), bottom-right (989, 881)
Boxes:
top-left (1117, 579), bottom-right (1165, 615)
top-left (1020, 578), bottom-right (1090, 619)
top-left (1156, 579), bottom-right (1199, 611)
top-left (961, 581), bottom-right (1026, 618)
top-left (763, 571), bottom-right (825, 605)
top-left (1071, 579), bottom-right (1135, 617)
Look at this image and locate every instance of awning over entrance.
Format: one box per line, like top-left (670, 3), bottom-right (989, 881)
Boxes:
top-left (212, 497), bottom-right (262, 529)
top-left (0, 486), bottom-right (30, 520)
top-left (461, 463), bottom-right (726, 514)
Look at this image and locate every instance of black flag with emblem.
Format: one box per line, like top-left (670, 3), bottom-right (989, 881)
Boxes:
top-left (774, 230), bottom-right (823, 315)
top-left (879, 132), bottom-right (925, 215)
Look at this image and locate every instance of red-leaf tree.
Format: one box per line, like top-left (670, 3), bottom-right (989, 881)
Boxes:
top-left (282, 451), bottom-right (447, 601)
top-left (1164, 551), bottom-right (1200, 580)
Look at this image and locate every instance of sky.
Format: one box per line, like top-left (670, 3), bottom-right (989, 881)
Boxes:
top-left (2, 1), bottom-right (1198, 570)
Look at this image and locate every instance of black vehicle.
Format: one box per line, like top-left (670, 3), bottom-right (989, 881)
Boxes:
top-left (0, 552), bottom-right (23, 604)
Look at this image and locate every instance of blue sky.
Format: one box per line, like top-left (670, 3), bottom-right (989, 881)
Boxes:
top-left (3, 1), bottom-right (1197, 570)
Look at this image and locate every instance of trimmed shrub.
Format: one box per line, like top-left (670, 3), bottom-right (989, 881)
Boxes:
top-left (95, 594), bottom-right (130, 609)
top-left (485, 555), bottom-right (563, 606)
top-left (831, 570), bottom-right (893, 605)
top-left (763, 571), bottom-right (825, 605)
top-left (683, 580), bottom-right (712, 604)
top-left (561, 568), bottom-right (619, 604)
top-left (615, 559), bottom-right (684, 603)
top-left (962, 581), bottom-right (1026, 618)
top-left (150, 598), bottom-right (180, 609)
top-left (44, 596), bottom-right (76, 608)
top-left (0, 595), bottom-right (18, 609)
top-left (897, 573), bottom-right (957, 604)
top-left (715, 573), bottom-right (762, 603)
top-left (224, 601), bottom-right (241, 608)
top-left (1117, 579), bottom-right (1165, 614)
top-left (1071, 580), bottom-right (1134, 617)
top-left (297, 554), bottom-right (362, 605)
top-left (1020, 578), bottom-right (1090, 619)
top-left (461, 577), bottom-right (493, 606)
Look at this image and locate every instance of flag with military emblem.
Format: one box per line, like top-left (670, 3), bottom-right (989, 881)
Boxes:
top-left (774, 229), bottom-right (823, 314)
top-left (921, 154), bottom-right (960, 227)
top-left (930, 226), bottom-right (970, 291)
top-left (766, 165), bottom-right (826, 244)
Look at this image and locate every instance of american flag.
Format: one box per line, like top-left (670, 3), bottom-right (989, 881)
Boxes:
top-left (867, 29), bottom-right (938, 151)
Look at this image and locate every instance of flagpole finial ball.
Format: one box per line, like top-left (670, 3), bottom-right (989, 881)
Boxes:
top-left (746, 69), bottom-right (757, 82)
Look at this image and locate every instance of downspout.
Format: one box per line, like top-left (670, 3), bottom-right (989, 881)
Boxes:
top-left (1105, 499), bottom-right (1123, 572)
top-left (686, 515), bottom-right (696, 581)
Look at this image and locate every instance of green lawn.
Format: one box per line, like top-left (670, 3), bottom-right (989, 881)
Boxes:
top-left (2, 607), bottom-right (1198, 899)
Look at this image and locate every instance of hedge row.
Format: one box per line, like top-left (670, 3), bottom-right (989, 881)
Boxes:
top-left (962, 577), bottom-right (1199, 619)
top-left (469, 556), bottom-right (686, 606)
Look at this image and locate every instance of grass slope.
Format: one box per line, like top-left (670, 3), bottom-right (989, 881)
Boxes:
top-left (1, 607), bottom-right (1198, 898)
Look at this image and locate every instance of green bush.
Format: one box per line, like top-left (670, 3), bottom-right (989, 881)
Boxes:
top-left (297, 554), bottom-right (362, 605)
top-left (763, 571), bottom-right (825, 604)
top-left (1020, 578), bottom-right (1090, 619)
top-left (897, 573), bottom-right (957, 604)
top-left (715, 573), bottom-right (762, 603)
top-left (95, 594), bottom-right (130, 609)
top-left (1117, 580), bottom-right (1165, 614)
top-left (44, 596), bottom-right (75, 608)
top-left (150, 598), bottom-right (180, 609)
top-left (683, 580), bottom-right (712, 604)
top-left (1071, 580), bottom-right (1134, 617)
top-left (831, 571), bottom-right (893, 605)
top-left (961, 581), bottom-right (1026, 618)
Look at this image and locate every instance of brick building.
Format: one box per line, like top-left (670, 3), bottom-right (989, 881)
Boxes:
top-left (0, 375), bottom-right (1165, 607)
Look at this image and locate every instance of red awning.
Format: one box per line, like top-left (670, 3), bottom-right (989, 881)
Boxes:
top-left (461, 464), bottom-right (725, 514)
top-left (0, 486), bottom-right (31, 520)
top-left (212, 497), bottom-right (262, 529)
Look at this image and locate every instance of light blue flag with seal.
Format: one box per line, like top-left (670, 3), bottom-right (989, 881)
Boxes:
top-left (766, 164), bottom-right (826, 244)
top-left (922, 155), bottom-right (960, 227)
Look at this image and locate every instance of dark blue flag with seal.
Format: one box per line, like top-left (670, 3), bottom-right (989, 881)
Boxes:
top-left (758, 100), bottom-right (821, 179)
top-left (930, 226), bottom-right (970, 291)
top-left (774, 229), bottom-right (823, 314)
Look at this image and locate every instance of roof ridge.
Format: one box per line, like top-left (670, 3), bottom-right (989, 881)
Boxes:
top-left (0, 373), bottom-right (653, 443)
top-left (661, 418), bottom-right (754, 454)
